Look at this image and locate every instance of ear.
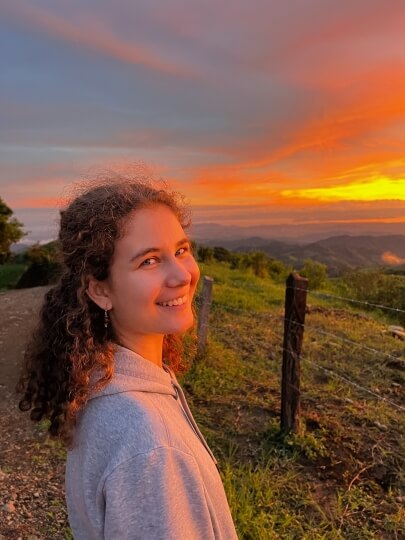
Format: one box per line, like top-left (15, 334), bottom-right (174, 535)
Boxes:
top-left (86, 275), bottom-right (112, 311)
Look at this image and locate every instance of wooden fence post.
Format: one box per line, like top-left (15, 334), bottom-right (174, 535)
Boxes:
top-left (280, 273), bottom-right (308, 433)
top-left (197, 276), bottom-right (214, 358)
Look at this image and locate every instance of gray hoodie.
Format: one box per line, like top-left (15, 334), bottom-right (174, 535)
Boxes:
top-left (65, 345), bottom-right (238, 539)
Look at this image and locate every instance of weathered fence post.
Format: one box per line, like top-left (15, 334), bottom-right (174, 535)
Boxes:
top-left (280, 273), bottom-right (308, 433)
top-left (197, 276), bottom-right (214, 358)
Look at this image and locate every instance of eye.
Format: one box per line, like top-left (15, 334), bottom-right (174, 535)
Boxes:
top-left (176, 246), bottom-right (189, 256)
top-left (141, 257), bottom-right (159, 266)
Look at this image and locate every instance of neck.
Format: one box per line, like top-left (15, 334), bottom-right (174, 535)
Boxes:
top-left (115, 334), bottom-right (164, 368)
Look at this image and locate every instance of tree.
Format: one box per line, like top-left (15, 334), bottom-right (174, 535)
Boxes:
top-left (229, 252), bottom-right (243, 269)
top-left (268, 258), bottom-right (291, 282)
top-left (300, 259), bottom-right (328, 290)
top-left (0, 197), bottom-right (25, 263)
top-left (197, 245), bottom-right (214, 263)
top-left (341, 269), bottom-right (405, 325)
top-left (248, 251), bottom-right (268, 278)
top-left (213, 246), bottom-right (231, 262)
top-left (16, 241), bottom-right (61, 288)
top-left (26, 242), bottom-right (57, 265)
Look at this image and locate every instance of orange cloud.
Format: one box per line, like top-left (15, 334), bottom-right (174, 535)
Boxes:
top-left (178, 61), bottom-right (405, 206)
top-left (2, 0), bottom-right (191, 77)
top-left (6, 158), bottom-right (170, 208)
top-left (247, 65), bottom-right (405, 172)
top-left (381, 251), bottom-right (405, 265)
top-left (301, 217), bottom-right (405, 225)
top-left (15, 197), bottom-right (60, 208)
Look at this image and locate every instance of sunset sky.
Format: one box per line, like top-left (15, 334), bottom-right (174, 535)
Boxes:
top-left (1, 0), bottom-right (404, 235)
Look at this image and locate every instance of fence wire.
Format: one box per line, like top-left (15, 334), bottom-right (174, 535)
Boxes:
top-left (273, 342), bottom-right (405, 414)
top-left (198, 293), bottom-right (405, 417)
top-left (303, 357), bottom-right (405, 413)
top-left (283, 318), bottom-right (405, 365)
top-left (207, 300), bottom-right (405, 366)
top-left (287, 286), bottom-right (405, 316)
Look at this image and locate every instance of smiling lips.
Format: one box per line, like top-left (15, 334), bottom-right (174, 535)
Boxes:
top-left (157, 294), bottom-right (188, 307)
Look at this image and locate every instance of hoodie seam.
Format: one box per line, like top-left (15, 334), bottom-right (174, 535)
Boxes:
top-left (142, 393), bottom-right (172, 447)
top-left (88, 373), bottom-right (175, 400)
top-left (101, 445), bottom-right (201, 493)
top-left (112, 370), bottom-right (170, 383)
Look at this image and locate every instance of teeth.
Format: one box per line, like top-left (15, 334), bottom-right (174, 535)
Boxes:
top-left (158, 295), bottom-right (187, 307)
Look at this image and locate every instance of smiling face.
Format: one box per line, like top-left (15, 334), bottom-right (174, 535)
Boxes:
top-left (88, 204), bottom-right (200, 361)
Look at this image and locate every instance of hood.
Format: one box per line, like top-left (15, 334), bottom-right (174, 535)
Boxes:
top-left (89, 345), bottom-right (177, 400)
top-left (88, 344), bottom-right (218, 465)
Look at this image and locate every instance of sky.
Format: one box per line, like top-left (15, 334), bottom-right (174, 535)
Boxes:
top-left (1, 0), bottom-right (405, 240)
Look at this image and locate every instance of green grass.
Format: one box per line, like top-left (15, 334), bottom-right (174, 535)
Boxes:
top-left (16, 259), bottom-right (404, 538)
top-left (197, 262), bottom-right (285, 311)
top-left (0, 262), bottom-right (26, 290)
top-left (182, 260), bottom-right (405, 539)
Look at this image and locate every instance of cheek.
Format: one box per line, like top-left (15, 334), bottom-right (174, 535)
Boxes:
top-left (189, 257), bottom-right (200, 286)
top-left (110, 272), bottom-right (150, 306)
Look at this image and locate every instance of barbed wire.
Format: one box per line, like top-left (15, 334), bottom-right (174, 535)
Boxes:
top-left (272, 342), bottom-right (405, 414)
top-left (195, 287), bottom-right (405, 322)
top-left (302, 324), bottom-right (404, 364)
top-left (195, 282), bottom-right (405, 422)
top-left (197, 284), bottom-right (405, 318)
top-left (303, 357), bottom-right (405, 414)
top-left (201, 297), bottom-right (405, 365)
top-left (287, 287), bottom-right (405, 316)
top-left (196, 296), bottom-right (405, 421)
top-left (276, 316), bottom-right (405, 364)
top-left (210, 301), bottom-right (283, 319)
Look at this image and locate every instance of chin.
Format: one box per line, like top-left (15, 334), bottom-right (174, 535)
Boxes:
top-left (165, 316), bottom-right (194, 335)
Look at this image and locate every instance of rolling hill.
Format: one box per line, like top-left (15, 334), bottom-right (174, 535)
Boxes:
top-left (202, 235), bottom-right (405, 275)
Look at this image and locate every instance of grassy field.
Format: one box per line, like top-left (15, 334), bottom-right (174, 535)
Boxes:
top-left (181, 261), bottom-right (405, 539)
top-left (0, 263), bottom-right (26, 291)
top-left (6, 260), bottom-right (404, 538)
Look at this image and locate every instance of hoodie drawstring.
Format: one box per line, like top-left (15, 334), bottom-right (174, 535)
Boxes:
top-left (163, 367), bottom-right (217, 465)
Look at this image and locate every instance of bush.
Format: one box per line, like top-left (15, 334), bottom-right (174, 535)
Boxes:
top-left (300, 259), bottom-right (328, 290)
top-left (213, 246), bottom-right (232, 262)
top-left (248, 251), bottom-right (268, 278)
top-left (0, 263), bottom-right (27, 290)
top-left (341, 269), bottom-right (405, 325)
top-left (197, 245), bottom-right (214, 263)
top-left (0, 197), bottom-right (26, 263)
top-left (15, 241), bottom-right (61, 288)
top-left (26, 243), bottom-right (57, 265)
top-left (268, 258), bottom-right (292, 282)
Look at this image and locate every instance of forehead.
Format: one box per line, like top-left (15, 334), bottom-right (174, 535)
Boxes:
top-left (117, 205), bottom-right (185, 249)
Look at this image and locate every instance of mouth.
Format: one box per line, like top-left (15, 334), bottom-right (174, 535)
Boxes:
top-left (156, 294), bottom-right (188, 308)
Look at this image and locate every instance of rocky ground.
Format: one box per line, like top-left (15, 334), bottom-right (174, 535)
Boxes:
top-left (0, 287), bottom-right (71, 539)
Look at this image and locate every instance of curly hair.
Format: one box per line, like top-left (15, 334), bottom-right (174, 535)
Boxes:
top-left (17, 173), bottom-right (195, 445)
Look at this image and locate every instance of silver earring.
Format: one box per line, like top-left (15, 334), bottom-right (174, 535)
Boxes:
top-left (104, 309), bottom-right (109, 329)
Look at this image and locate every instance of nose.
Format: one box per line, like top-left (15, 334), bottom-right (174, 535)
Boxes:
top-left (165, 257), bottom-right (192, 288)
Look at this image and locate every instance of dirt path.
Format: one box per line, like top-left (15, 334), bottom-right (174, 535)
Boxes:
top-left (0, 287), bottom-right (70, 540)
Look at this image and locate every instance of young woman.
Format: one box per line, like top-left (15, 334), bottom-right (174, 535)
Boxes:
top-left (18, 178), bottom-right (238, 539)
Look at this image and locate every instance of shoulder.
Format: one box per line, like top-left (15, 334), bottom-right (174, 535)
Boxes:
top-left (102, 445), bottom-right (205, 507)
top-left (71, 390), bottom-right (171, 462)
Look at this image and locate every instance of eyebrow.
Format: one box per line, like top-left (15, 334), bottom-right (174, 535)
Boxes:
top-left (129, 237), bottom-right (191, 263)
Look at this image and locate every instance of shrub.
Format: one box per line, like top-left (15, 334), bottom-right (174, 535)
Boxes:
top-left (300, 259), bottom-right (328, 290)
top-left (341, 269), bottom-right (405, 325)
top-left (197, 245), bottom-right (214, 263)
top-left (213, 246), bottom-right (232, 262)
top-left (15, 241), bottom-right (61, 288)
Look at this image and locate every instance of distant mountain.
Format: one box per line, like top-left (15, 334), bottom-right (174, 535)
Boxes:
top-left (10, 238), bottom-right (56, 254)
top-left (189, 221), bottom-right (405, 244)
top-left (200, 235), bottom-right (405, 276)
top-left (10, 243), bottom-right (31, 254)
